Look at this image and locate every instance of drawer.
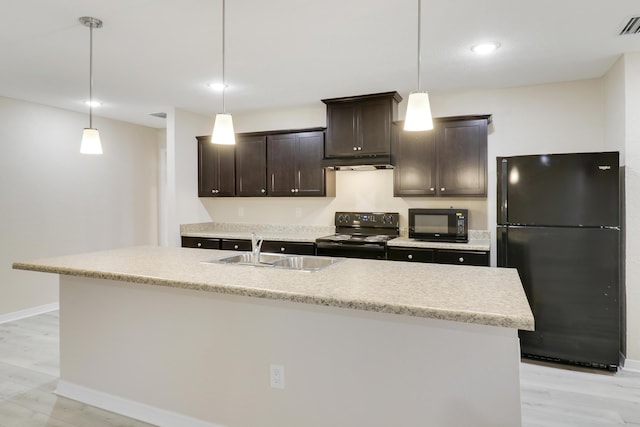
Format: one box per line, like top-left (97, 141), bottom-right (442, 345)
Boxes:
top-left (387, 247), bottom-right (435, 263)
top-left (181, 237), bottom-right (220, 249)
top-left (221, 239), bottom-right (252, 251)
top-left (262, 241), bottom-right (315, 255)
top-left (436, 250), bottom-right (489, 267)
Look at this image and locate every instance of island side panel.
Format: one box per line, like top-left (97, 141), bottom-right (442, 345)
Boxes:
top-left (58, 275), bottom-right (522, 427)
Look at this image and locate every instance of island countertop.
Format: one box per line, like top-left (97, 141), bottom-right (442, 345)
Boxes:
top-left (13, 246), bottom-right (534, 331)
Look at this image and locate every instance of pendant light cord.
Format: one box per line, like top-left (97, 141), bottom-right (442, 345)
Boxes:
top-left (221, 0), bottom-right (226, 114)
top-left (416, 0), bottom-right (422, 92)
top-left (89, 23), bottom-right (94, 128)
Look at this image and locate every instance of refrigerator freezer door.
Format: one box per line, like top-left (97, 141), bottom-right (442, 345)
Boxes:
top-left (497, 152), bottom-right (619, 227)
top-left (498, 226), bottom-right (621, 368)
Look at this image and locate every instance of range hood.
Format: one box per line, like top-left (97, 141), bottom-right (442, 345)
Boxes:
top-left (321, 156), bottom-right (394, 171)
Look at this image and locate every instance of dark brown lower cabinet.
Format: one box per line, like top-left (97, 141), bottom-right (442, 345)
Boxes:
top-left (221, 239), bottom-right (252, 251)
top-left (387, 247), bottom-right (489, 267)
top-left (435, 250), bottom-right (489, 266)
top-left (181, 237), bottom-right (221, 249)
top-left (261, 241), bottom-right (315, 255)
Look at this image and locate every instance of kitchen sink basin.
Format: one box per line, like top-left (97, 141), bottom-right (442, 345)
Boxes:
top-left (202, 252), bottom-right (341, 271)
top-left (205, 252), bottom-right (290, 266)
top-left (271, 256), bottom-right (342, 272)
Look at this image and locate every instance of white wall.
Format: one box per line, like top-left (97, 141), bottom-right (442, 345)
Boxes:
top-left (164, 108), bottom-right (213, 247)
top-left (0, 96), bottom-right (159, 316)
top-left (622, 53), bottom-right (640, 361)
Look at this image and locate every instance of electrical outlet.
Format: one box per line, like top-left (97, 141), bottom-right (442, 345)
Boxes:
top-left (270, 364), bottom-right (285, 389)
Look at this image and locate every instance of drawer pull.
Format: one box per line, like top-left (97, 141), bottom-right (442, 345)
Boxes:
top-left (408, 254), bottom-right (413, 260)
top-left (197, 242), bottom-right (202, 247)
top-left (458, 257), bottom-right (464, 263)
top-left (281, 247), bottom-right (286, 252)
top-left (234, 244), bottom-right (239, 250)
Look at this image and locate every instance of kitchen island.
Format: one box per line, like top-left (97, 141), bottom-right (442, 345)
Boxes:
top-left (14, 246), bottom-right (534, 427)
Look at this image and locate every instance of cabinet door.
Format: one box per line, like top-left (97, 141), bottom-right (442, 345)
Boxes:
top-left (296, 131), bottom-right (326, 196)
top-left (267, 134), bottom-right (297, 196)
top-left (387, 247), bottom-right (435, 263)
top-left (436, 119), bottom-right (487, 196)
top-left (221, 239), bottom-right (251, 251)
top-left (359, 98), bottom-right (392, 155)
top-left (325, 103), bottom-right (358, 157)
top-left (393, 128), bottom-right (437, 196)
top-left (262, 241), bottom-right (316, 255)
top-left (197, 137), bottom-right (235, 197)
top-left (181, 237), bottom-right (220, 249)
top-left (236, 135), bottom-right (267, 196)
top-left (436, 250), bottom-right (489, 267)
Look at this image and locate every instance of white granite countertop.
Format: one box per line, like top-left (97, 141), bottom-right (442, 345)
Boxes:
top-left (388, 237), bottom-right (491, 251)
top-left (13, 246), bottom-right (533, 331)
top-left (180, 222), bottom-right (334, 242)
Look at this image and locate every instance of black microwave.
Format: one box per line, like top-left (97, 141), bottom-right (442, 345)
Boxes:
top-left (408, 208), bottom-right (469, 243)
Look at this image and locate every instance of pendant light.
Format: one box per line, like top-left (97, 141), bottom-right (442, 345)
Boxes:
top-left (211, 0), bottom-right (235, 145)
top-left (404, 0), bottom-right (433, 131)
top-left (79, 16), bottom-right (103, 154)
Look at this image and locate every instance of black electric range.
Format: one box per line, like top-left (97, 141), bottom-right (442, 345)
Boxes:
top-left (316, 212), bottom-right (400, 259)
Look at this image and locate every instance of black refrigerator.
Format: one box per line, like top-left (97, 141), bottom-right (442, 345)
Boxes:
top-left (497, 152), bottom-right (624, 371)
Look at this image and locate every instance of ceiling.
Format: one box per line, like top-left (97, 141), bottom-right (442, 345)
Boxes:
top-left (1, 0), bottom-right (639, 128)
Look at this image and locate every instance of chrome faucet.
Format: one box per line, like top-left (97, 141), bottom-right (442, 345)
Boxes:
top-left (251, 232), bottom-right (264, 264)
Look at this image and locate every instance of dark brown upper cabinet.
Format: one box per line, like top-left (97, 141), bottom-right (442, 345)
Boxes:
top-left (393, 115), bottom-right (491, 197)
top-left (267, 131), bottom-right (326, 196)
top-left (235, 135), bottom-right (267, 197)
top-left (196, 136), bottom-right (235, 197)
top-left (322, 92), bottom-right (402, 158)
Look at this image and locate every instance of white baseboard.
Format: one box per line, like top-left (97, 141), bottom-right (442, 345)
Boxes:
top-left (0, 302), bottom-right (59, 324)
top-left (623, 358), bottom-right (640, 373)
top-left (56, 381), bottom-right (225, 427)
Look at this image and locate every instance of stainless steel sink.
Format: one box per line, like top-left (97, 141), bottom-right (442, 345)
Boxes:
top-left (202, 252), bottom-right (342, 271)
top-left (271, 256), bottom-right (342, 272)
top-left (205, 252), bottom-right (290, 267)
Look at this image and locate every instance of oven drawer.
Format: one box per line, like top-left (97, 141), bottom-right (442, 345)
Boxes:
top-left (387, 247), bottom-right (435, 263)
top-left (316, 242), bottom-right (386, 260)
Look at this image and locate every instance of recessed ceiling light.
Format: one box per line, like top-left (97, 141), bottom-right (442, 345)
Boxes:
top-left (471, 42), bottom-right (501, 54)
top-left (208, 82), bottom-right (227, 91)
top-left (85, 100), bottom-right (102, 107)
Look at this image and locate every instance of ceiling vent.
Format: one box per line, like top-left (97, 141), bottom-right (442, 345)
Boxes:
top-left (149, 112), bottom-right (167, 119)
top-left (620, 16), bottom-right (640, 35)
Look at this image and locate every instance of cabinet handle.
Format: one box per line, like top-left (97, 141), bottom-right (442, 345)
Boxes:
top-left (280, 247), bottom-right (286, 252)
top-left (358, 147), bottom-right (362, 151)
top-left (430, 188), bottom-right (435, 191)
top-left (353, 147), bottom-right (358, 151)
top-left (295, 189), bottom-right (299, 193)
top-left (441, 188), bottom-right (445, 191)
top-left (408, 254), bottom-right (413, 260)
top-left (197, 242), bottom-right (202, 247)
top-left (234, 244), bottom-right (239, 250)
top-left (261, 189), bottom-right (266, 193)
top-left (458, 257), bottom-right (464, 263)
top-left (291, 189), bottom-right (295, 193)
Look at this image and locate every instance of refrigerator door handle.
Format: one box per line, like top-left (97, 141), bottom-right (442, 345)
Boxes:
top-left (498, 158), bottom-right (509, 224)
top-left (496, 225), bottom-right (508, 267)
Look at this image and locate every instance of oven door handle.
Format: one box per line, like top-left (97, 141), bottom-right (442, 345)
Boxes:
top-left (316, 242), bottom-right (385, 252)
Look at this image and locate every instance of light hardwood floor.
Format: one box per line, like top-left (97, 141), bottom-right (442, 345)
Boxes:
top-left (1, 311), bottom-right (639, 427)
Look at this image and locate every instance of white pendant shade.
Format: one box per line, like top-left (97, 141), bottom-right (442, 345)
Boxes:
top-left (404, 92), bottom-right (434, 131)
top-left (80, 128), bottom-right (103, 154)
top-left (211, 113), bottom-right (236, 145)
